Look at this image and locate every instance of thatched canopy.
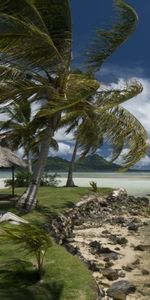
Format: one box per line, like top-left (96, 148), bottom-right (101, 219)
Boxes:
top-left (0, 145), bottom-right (26, 168)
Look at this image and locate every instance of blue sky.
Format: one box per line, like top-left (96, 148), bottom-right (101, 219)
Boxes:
top-left (50, 0), bottom-right (150, 169)
top-left (71, 0), bottom-right (150, 77)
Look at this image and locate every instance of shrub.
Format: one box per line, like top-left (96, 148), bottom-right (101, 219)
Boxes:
top-left (5, 171), bottom-right (60, 188)
top-left (5, 170), bottom-right (31, 188)
top-left (40, 173), bottom-right (61, 187)
top-left (90, 181), bottom-right (98, 193)
top-left (0, 223), bottom-right (52, 279)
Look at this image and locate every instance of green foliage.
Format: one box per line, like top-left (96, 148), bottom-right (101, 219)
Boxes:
top-left (5, 170), bottom-right (31, 188)
top-left (0, 223), bottom-right (52, 279)
top-left (90, 181), bottom-right (98, 193)
top-left (5, 170), bottom-right (60, 188)
top-left (40, 173), bottom-right (60, 187)
top-left (85, 0), bottom-right (138, 72)
top-left (0, 0), bottom-right (148, 211)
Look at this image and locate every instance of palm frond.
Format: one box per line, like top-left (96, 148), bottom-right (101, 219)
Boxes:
top-left (66, 73), bottom-right (100, 101)
top-left (97, 106), bottom-right (148, 169)
top-left (0, 0), bottom-right (71, 72)
top-left (85, 0), bottom-right (138, 72)
top-left (95, 80), bottom-right (143, 109)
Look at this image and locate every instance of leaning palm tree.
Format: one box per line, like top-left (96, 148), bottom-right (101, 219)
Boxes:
top-left (0, 0), bottom-right (147, 210)
top-left (61, 81), bottom-right (148, 187)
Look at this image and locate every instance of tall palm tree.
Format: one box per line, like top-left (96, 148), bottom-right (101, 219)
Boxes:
top-left (62, 81), bottom-right (147, 187)
top-left (0, 0), bottom-right (147, 210)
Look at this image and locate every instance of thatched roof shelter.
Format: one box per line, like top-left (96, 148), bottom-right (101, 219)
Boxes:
top-left (0, 145), bottom-right (26, 168)
top-left (0, 145), bottom-right (26, 195)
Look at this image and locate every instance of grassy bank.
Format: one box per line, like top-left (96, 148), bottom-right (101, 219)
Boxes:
top-left (0, 187), bottom-right (112, 300)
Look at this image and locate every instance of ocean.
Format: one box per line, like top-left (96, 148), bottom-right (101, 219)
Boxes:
top-left (0, 171), bottom-right (150, 197)
top-left (52, 172), bottom-right (150, 197)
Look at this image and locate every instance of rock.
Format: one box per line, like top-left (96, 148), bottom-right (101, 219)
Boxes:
top-left (75, 195), bottom-right (97, 207)
top-left (103, 269), bottom-right (119, 281)
top-left (102, 230), bottom-right (110, 235)
top-left (128, 223), bottom-right (139, 231)
top-left (131, 217), bottom-right (141, 223)
top-left (103, 257), bottom-right (110, 262)
top-left (143, 221), bottom-right (149, 226)
top-left (144, 283), bottom-right (150, 288)
top-left (122, 264), bottom-right (135, 272)
top-left (132, 259), bottom-right (140, 265)
top-left (107, 280), bottom-right (136, 297)
top-left (134, 244), bottom-right (145, 251)
top-left (98, 286), bottom-right (105, 299)
top-left (97, 197), bottom-right (108, 207)
top-left (108, 252), bottom-right (119, 261)
top-left (118, 271), bottom-right (126, 278)
top-left (113, 216), bottom-right (125, 225)
top-left (105, 261), bottom-right (114, 268)
top-left (115, 247), bottom-right (121, 251)
top-left (138, 197), bottom-right (149, 206)
top-left (110, 188), bottom-right (127, 199)
top-left (113, 291), bottom-right (126, 300)
top-left (112, 235), bottom-right (128, 245)
top-left (65, 244), bottom-right (79, 255)
top-left (89, 241), bottom-right (118, 257)
top-left (86, 260), bottom-right (99, 272)
top-left (142, 269), bottom-right (149, 275)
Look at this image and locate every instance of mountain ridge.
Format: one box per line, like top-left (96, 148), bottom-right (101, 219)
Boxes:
top-left (45, 154), bottom-right (119, 172)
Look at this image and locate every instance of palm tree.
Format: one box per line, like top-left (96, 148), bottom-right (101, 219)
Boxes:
top-left (0, 99), bottom-right (36, 173)
top-left (62, 81), bottom-right (147, 187)
top-left (0, 223), bottom-right (52, 279)
top-left (0, 98), bottom-right (59, 174)
top-left (0, 0), bottom-right (147, 210)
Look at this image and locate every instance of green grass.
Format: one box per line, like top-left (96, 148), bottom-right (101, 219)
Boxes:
top-left (0, 186), bottom-right (112, 300)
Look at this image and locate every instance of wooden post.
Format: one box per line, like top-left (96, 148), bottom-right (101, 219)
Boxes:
top-left (12, 166), bottom-right (15, 196)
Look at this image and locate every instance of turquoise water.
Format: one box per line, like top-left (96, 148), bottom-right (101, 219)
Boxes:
top-left (53, 172), bottom-right (150, 197)
top-left (0, 170), bottom-right (12, 178)
top-left (0, 171), bottom-right (150, 197)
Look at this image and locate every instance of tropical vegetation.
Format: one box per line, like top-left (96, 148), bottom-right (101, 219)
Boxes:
top-left (0, 223), bottom-right (52, 279)
top-left (0, 186), bottom-right (112, 300)
top-left (0, 0), bottom-right (148, 210)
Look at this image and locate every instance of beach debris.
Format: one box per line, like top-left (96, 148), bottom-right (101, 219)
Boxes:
top-left (110, 188), bottom-right (127, 199)
top-left (0, 212), bottom-right (28, 225)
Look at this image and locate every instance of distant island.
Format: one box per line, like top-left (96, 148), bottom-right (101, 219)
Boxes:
top-left (45, 154), bottom-right (119, 172)
top-left (44, 154), bottom-right (150, 172)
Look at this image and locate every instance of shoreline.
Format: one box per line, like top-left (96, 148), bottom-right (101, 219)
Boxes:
top-left (0, 174), bottom-right (150, 197)
top-left (51, 189), bottom-right (150, 300)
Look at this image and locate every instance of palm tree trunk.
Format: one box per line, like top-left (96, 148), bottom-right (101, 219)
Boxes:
top-left (26, 150), bottom-right (33, 174)
top-left (16, 121), bottom-right (56, 211)
top-left (66, 140), bottom-right (78, 187)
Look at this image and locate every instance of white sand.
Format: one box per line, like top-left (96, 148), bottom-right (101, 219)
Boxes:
top-left (0, 178), bottom-right (7, 189)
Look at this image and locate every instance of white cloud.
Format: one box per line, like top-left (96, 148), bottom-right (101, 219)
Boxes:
top-left (54, 127), bottom-right (74, 142)
top-left (122, 78), bottom-right (150, 139)
top-left (134, 155), bottom-right (150, 169)
top-left (49, 142), bottom-right (73, 157)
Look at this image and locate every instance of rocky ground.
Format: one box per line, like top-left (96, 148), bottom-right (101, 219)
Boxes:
top-left (51, 189), bottom-right (150, 300)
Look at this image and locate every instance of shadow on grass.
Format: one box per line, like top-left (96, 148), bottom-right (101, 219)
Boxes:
top-left (0, 195), bottom-right (18, 213)
top-left (0, 260), bottom-right (64, 300)
top-left (36, 200), bottom-right (76, 220)
top-left (36, 205), bottom-right (58, 222)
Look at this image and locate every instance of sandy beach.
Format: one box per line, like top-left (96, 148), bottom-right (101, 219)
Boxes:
top-left (52, 189), bottom-right (150, 300)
